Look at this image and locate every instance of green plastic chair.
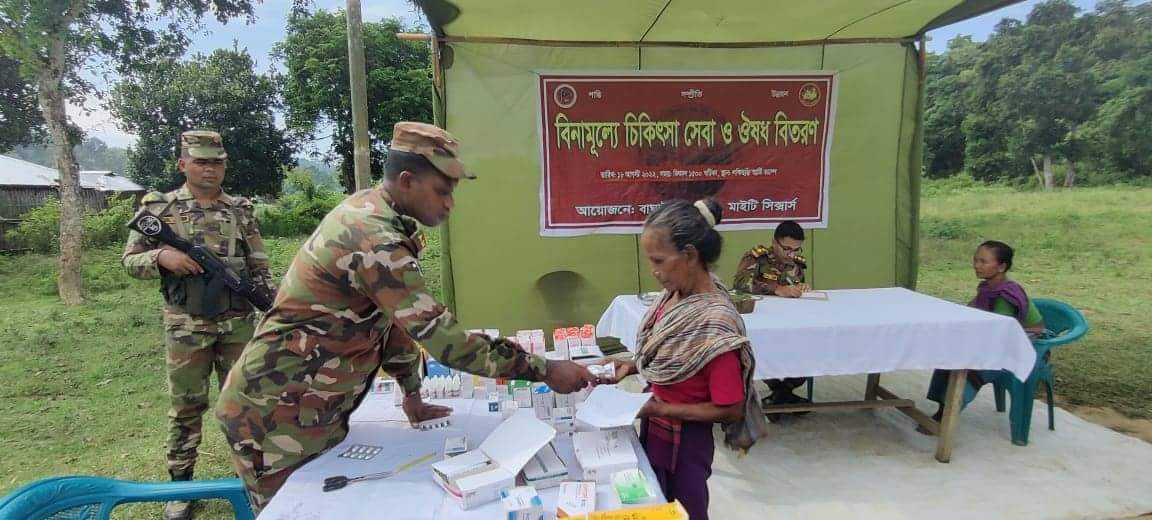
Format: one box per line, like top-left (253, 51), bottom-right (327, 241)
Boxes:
top-left (0, 476), bottom-right (253, 520)
top-left (992, 298), bottom-right (1089, 446)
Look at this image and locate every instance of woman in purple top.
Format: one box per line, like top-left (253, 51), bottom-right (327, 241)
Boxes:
top-left (921, 241), bottom-right (1047, 432)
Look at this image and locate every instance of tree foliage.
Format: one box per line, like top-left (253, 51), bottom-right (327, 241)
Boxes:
top-left (276, 9), bottom-right (433, 192)
top-left (110, 47), bottom-right (297, 196)
top-left (0, 53), bottom-right (43, 150)
top-left (924, 0), bottom-right (1152, 186)
top-left (0, 0), bottom-right (258, 304)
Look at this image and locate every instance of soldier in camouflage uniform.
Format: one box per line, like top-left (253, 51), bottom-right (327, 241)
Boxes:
top-left (214, 122), bottom-right (597, 514)
top-left (731, 220), bottom-right (812, 416)
top-left (122, 130), bottom-right (275, 520)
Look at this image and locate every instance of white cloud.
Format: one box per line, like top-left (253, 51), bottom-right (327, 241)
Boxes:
top-left (67, 99), bottom-right (137, 149)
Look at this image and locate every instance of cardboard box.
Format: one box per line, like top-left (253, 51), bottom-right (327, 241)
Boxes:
top-left (573, 430), bottom-right (638, 484)
top-left (443, 436), bottom-right (468, 460)
top-left (513, 386), bottom-right (534, 408)
top-left (371, 377), bottom-right (395, 394)
top-left (431, 411), bottom-right (556, 510)
top-left (531, 384), bottom-right (554, 420)
top-left (578, 324), bottom-right (597, 346)
top-left (500, 486), bottom-right (544, 520)
top-left (587, 502), bottom-right (689, 519)
top-left (554, 391), bottom-right (575, 409)
top-left (556, 481), bottom-right (597, 518)
top-left (520, 442), bottom-right (568, 489)
top-left (552, 406), bottom-right (575, 433)
top-left (521, 445), bottom-right (568, 489)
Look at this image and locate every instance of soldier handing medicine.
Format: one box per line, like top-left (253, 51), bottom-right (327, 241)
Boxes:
top-left (213, 122), bottom-right (597, 514)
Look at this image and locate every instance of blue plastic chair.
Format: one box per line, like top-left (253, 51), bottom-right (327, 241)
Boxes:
top-left (992, 299), bottom-right (1089, 446)
top-left (0, 477), bottom-right (253, 520)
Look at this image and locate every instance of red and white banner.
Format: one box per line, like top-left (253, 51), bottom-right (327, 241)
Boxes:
top-left (537, 72), bottom-right (836, 236)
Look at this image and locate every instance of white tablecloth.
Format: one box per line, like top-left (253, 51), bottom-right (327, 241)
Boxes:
top-left (596, 287), bottom-right (1036, 380)
top-left (259, 393), bottom-right (664, 519)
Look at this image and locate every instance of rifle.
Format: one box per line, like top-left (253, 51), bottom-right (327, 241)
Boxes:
top-left (127, 210), bottom-right (274, 312)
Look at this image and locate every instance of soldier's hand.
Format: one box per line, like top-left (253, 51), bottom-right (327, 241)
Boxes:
top-left (402, 392), bottom-right (453, 426)
top-left (157, 247), bottom-right (204, 276)
top-left (774, 285), bottom-right (803, 298)
top-left (544, 360), bottom-right (597, 394)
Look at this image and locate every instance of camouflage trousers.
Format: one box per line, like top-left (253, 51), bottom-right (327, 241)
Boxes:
top-left (225, 442), bottom-right (320, 515)
top-left (164, 315), bottom-right (254, 477)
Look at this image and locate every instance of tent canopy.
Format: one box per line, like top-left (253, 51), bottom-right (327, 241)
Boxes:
top-left (418, 0), bottom-right (1017, 43)
top-left (408, 1), bottom-right (1021, 333)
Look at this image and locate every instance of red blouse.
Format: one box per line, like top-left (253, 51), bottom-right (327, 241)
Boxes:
top-left (647, 300), bottom-right (745, 406)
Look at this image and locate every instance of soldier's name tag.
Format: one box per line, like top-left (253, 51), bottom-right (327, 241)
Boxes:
top-left (338, 444), bottom-right (383, 461)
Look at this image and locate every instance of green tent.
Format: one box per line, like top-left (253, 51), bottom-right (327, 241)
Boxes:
top-left (410, 0), bottom-right (1018, 334)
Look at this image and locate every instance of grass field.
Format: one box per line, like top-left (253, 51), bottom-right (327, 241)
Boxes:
top-left (0, 187), bottom-right (1147, 518)
top-left (917, 184), bottom-right (1151, 419)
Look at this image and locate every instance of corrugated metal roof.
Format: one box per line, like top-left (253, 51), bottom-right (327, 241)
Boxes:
top-left (0, 155), bottom-right (146, 192)
top-left (80, 171), bottom-right (147, 192)
top-left (0, 154), bottom-right (58, 187)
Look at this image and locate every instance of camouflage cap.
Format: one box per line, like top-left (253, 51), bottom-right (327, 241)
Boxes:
top-left (388, 122), bottom-right (475, 180)
top-left (181, 130), bottom-right (228, 159)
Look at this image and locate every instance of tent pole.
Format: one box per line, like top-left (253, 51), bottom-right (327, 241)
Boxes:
top-left (346, 0), bottom-right (372, 191)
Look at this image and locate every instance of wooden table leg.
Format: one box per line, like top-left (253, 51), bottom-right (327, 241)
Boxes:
top-left (935, 369), bottom-right (967, 463)
top-left (864, 373), bottom-right (881, 401)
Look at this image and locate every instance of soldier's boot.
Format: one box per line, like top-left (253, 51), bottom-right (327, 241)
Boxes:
top-left (164, 470), bottom-right (195, 520)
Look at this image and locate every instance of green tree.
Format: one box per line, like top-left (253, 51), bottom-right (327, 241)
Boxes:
top-left (110, 47), bottom-right (297, 195)
top-left (923, 0), bottom-right (1152, 187)
top-left (964, 1), bottom-right (1097, 189)
top-left (276, 9), bottom-right (432, 192)
top-left (1077, 0), bottom-right (1152, 181)
top-left (923, 36), bottom-right (980, 178)
top-left (0, 0), bottom-right (257, 304)
top-left (0, 53), bottom-right (43, 150)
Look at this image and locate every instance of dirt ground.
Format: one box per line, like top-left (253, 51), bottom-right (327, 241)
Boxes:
top-left (1060, 401), bottom-right (1152, 444)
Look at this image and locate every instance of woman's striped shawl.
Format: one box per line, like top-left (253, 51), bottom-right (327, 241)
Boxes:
top-left (635, 285), bottom-right (767, 452)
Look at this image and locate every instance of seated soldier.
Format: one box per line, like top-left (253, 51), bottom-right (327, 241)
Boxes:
top-left (732, 220), bottom-right (811, 414)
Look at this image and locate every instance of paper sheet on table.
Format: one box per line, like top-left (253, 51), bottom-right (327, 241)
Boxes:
top-left (349, 393), bottom-right (408, 423)
top-left (801, 291), bottom-right (829, 301)
top-left (575, 385), bottom-right (652, 429)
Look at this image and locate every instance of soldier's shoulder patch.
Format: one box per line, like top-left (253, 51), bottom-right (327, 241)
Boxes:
top-left (161, 215), bottom-right (178, 225)
top-left (751, 245), bottom-right (769, 258)
top-left (232, 196), bottom-right (254, 209)
top-left (141, 191), bottom-right (167, 204)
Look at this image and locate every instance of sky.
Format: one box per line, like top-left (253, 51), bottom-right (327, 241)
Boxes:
top-left (71, 0), bottom-right (1105, 151)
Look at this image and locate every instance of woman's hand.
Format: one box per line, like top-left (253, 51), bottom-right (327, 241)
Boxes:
top-left (593, 359), bottom-right (637, 385)
top-left (638, 395), bottom-right (665, 418)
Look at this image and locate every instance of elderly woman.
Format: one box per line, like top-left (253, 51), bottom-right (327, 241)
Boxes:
top-left (923, 240), bottom-right (1048, 428)
top-left (602, 198), bottom-right (766, 520)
